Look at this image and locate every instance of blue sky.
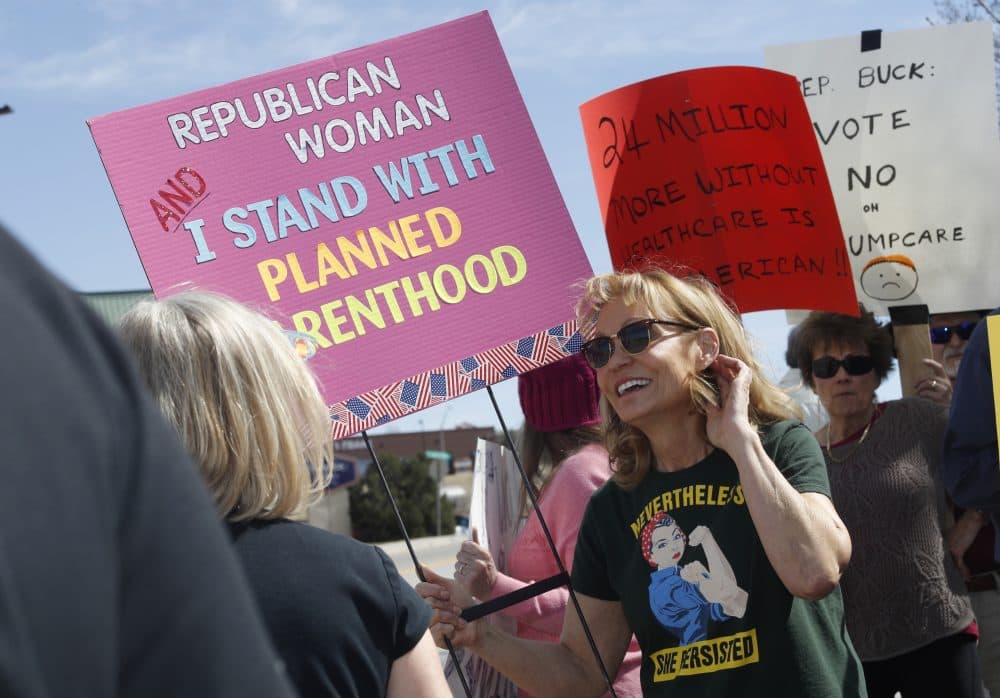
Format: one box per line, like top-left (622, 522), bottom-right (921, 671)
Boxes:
top-left (0, 0), bottom-right (937, 433)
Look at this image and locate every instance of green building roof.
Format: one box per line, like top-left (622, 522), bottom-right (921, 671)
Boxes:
top-left (79, 290), bottom-right (153, 327)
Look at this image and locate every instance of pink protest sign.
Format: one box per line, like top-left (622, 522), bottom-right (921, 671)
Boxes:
top-left (89, 12), bottom-right (592, 438)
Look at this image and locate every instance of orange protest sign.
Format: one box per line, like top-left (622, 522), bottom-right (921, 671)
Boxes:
top-left (580, 66), bottom-right (858, 315)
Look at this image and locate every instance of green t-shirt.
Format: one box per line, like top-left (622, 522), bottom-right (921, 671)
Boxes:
top-left (571, 420), bottom-right (866, 697)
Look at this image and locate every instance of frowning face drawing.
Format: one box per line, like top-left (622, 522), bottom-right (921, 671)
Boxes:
top-left (860, 255), bottom-right (918, 302)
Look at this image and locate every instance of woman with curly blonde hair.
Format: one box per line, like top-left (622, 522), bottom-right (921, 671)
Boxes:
top-left (421, 268), bottom-right (865, 697)
top-left (119, 291), bottom-right (448, 698)
top-left (582, 268), bottom-right (799, 490)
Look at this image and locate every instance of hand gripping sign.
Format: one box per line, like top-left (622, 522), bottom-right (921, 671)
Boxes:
top-left (580, 66), bottom-right (858, 315)
top-left (89, 12), bottom-right (593, 438)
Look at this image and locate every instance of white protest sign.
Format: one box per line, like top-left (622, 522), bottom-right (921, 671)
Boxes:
top-left (443, 438), bottom-right (520, 697)
top-left (765, 21), bottom-right (1000, 314)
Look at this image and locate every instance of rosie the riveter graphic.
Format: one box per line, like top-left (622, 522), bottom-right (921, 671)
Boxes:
top-left (640, 512), bottom-right (748, 646)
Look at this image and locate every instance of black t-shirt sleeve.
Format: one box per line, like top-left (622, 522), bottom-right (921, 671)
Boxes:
top-left (570, 493), bottom-right (620, 601)
top-left (373, 546), bottom-right (432, 658)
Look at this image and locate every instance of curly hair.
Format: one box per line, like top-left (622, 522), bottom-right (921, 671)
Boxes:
top-left (576, 267), bottom-right (798, 490)
top-left (793, 306), bottom-right (895, 390)
top-left (119, 291), bottom-right (333, 522)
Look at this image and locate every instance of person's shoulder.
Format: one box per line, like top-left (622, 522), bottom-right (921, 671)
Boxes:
top-left (966, 311), bottom-right (996, 352)
top-left (234, 519), bottom-right (379, 562)
top-left (888, 397), bottom-right (922, 411)
top-left (557, 444), bottom-right (613, 487)
top-left (566, 442), bottom-right (610, 462)
top-left (889, 397), bottom-right (946, 420)
top-left (758, 419), bottom-right (826, 471)
top-left (587, 473), bottom-right (629, 508)
top-left (759, 418), bottom-right (814, 445)
top-left (233, 520), bottom-right (398, 595)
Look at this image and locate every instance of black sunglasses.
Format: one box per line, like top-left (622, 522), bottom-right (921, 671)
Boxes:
top-left (581, 319), bottom-right (699, 369)
top-left (929, 321), bottom-right (978, 345)
top-left (811, 354), bottom-right (874, 380)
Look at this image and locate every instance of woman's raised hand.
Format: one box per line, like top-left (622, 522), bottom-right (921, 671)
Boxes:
top-left (704, 355), bottom-right (755, 454)
top-left (914, 358), bottom-right (953, 405)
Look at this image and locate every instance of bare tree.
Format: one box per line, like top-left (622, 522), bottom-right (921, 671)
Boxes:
top-left (931, 0), bottom-right (1000, 126)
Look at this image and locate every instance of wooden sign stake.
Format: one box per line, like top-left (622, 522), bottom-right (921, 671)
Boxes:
top-left (888, 304), bottom-right (932, 398)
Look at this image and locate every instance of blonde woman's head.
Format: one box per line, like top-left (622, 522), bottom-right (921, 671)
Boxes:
top-left (577, 268), bottom-right (797, 488)
top-left (119, 292), bottom-right (333, 521)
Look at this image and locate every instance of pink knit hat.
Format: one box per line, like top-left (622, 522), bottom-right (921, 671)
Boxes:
top-left (518, 353), bottom-right (602, 433)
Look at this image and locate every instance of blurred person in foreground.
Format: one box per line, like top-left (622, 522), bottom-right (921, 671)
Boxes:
top-left (420, 268), bottom-right (865, 697)
top-left (920, 310), bottom-right (1000, 698)
top-left (942, 307), bottom-right (1000, 535)
top-left (438, 353), bottom-right (642, 697)
top-left (0, 222), bottom-right (296, 697)
top-left (119, 291), bottom-right (448, 698)
top-left (795, 307), bottom-right (980, 698)
top-left (942, 308), bottom-right (1000, 698)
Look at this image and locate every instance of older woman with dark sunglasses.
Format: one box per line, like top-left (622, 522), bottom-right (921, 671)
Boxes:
top-left (421, 268), bottom-right (865, 697)
top-left (794, 307), bottom-right (980, 698)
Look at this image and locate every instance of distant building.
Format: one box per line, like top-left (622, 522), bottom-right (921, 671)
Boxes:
top-left (336, 426), bottom-right (502, 474)
top-left (80, 290), bottom-right (153, 326)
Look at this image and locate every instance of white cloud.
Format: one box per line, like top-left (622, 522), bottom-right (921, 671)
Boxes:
top-left (2, 10), bottom-right (362, 97)
top-left (488, 0), bottom-right (770, 65)
top-left (1, 0), bottom-right (932, 98)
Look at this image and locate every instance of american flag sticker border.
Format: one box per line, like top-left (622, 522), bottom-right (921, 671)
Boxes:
top-left (329, 320), bottom-right (583, 439)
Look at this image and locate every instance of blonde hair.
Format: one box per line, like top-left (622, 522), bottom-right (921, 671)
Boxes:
top-left (119, 292), bottom-right (333, 521)
top-left (576, 268), bottom-right (798, 489)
